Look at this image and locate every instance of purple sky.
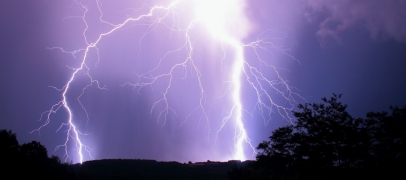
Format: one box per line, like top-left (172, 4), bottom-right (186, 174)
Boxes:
top-left (1, 0), bottom-right (406, 164)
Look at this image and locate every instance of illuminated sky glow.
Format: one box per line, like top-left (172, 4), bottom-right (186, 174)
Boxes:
top-left (32, 0), bottom-right (300, 163)
top-left (1, 0), bottom-right (405, 164)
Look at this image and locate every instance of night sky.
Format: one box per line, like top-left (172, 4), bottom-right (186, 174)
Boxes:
top-left (1, 0), bottom-right (406, 164)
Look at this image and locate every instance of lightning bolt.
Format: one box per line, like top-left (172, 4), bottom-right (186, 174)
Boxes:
top-left (34, 0), bottom-right (301, 164)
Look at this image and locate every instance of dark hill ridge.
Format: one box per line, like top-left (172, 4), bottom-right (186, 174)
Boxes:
top-left (72, 159), bottom-right (253, 180)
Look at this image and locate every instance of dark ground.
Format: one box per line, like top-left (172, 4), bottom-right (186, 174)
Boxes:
top-left (71, 159), bottom-right (252, 180)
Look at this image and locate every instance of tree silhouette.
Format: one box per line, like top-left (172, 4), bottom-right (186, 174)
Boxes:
top-left (20, 141), bottom-right (48, 160)
top-left (20, 141), bottom-right (51, 178)
top-left (0, 130), bottom-right (20, 177)
top-left (257, 94), bottom-right (364, 169)
top-left (0, 129), bottom-right (19, 158)
top-left (292, 94), bottom-right (365, 168)
top-left (230, 94), bottom-right (406, 179)
top-left (364, 106), bottom-right (406, 168)
top-left (0, 129), bottom-right (74, 179)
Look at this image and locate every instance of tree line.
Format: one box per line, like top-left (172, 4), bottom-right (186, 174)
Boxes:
top-left (0, 129), bottom-right (74, 179)
top-left (229, 94), bottom-right (406, 180)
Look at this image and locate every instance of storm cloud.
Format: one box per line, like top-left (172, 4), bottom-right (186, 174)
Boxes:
top-left (304, 0), bottom-right (406, 42)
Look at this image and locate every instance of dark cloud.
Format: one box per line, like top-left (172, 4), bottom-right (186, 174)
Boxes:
top-left (304, 0), bottom-right (406, 42)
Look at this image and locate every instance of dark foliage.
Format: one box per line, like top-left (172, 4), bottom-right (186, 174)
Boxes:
top-left (0, 130), bottom-right (21, 175)
top-left (229, 94), bottom-right (406, 180)
top-left (0, 129), bottom-right (74, 179)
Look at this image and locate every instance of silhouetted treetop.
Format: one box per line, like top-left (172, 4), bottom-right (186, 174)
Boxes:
top-left (21, 141), bottom-right (48, 160)
top-left (0, 129), bottom-right (74, 179)
top-left (0, 129), bottom-right (19, 154)
top-left (231, 94), bottom-right (406, 180)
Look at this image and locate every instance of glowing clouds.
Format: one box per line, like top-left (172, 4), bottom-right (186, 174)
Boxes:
top-left (195, 0), bottom-right (252, 40)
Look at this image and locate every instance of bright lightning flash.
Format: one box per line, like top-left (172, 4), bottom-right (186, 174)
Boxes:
top-left (34, 0), bottom-right (300, 164)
